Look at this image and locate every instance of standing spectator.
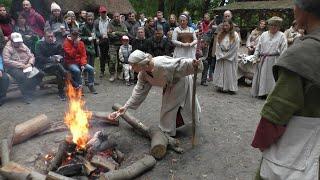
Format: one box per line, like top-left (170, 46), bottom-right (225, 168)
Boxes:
top-left (251, 16), bottom-right (287, 98)
top-left (66, 11), bottom-right (79, 28)
top-left (20, 0), bottom-right (45, 37)
top-left (216, 10), bottom-right (240, 35)
top-left (120, 14), bottom-right (125, 23)
top-left (284, 20), bottom-right (302, 47)
top-left (0, 4), bottom-right (13, 41)
top-left (199, 36), bottom-right (211, 86)
top-left (80, 12), bottom-right (100, 67)
top-left (124, 12), bottom-right (140, 42)
top-left (199, 13), bottom-right (211, 35)
top-left (77, 10), bottom-right (87, 29)
top-left (95, 5), bottom-right (110, 78)
top-left (144, 17), bottom-right (155, 39)
top-left (63, 28), bottom-right (97, 94)
top-left (155, 11), bottom-right (169, 35)
top-left (119, 35), bottom-right (133, 86)
top-left (147, 27), bottom-right (170, 57)
top-left (172, 14), bottom-right (197, 59)
top-left (44, 2), bottom-right (64, 34)
top-left (168, 14), bottom-right (178, 31)
top-left (14, 13), bottom-right (38, 53)
top-left (0, 29), bottom-right (9, 105)
top-left (132, 27), bottom-right (148, 52)
top-left (246, 20), bottom-right (266, 55)
top-left (182, 11), bottom-right (197, 30)
top-left (107, 12), bottom-right (128, 82)
top-left (166, 30), bottom-right (175, 56)
top-left (3, 32), bottom-right (44, 104)
top-left (35, 30), bottom-right (68, 100)
top-left (213, 19), bottom-right (240, 94)
top-left (138, 13), bottom-right (147, 26)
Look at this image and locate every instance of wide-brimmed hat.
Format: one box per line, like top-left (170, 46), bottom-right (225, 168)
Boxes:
top-left (267, 16), bottom-right (283, 26)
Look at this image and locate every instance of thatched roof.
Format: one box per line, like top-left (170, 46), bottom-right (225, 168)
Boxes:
top-left (213, 0), bottom-right (293, 12)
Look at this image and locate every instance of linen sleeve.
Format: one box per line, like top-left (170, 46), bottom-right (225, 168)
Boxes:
top-left (124, 72), bottom-right (152, 110)
top-left (171, 28), bottom-right (182, 46)
top-left (171, 58), bottom-right (203, 79)
top-left (261, 68), bottom-right (304, 125)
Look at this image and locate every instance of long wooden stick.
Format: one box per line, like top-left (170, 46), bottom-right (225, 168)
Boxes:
top-left (192, 66), bottom-right (198, 147)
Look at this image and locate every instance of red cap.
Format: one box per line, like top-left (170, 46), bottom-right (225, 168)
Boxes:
top-left (99, 6), bottom-right (107, 13)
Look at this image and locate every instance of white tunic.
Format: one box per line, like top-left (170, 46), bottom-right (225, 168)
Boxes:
top-left (213, 32), bottom-right (240, 92)
top-left (124, 56), bottom-right (202, 136)
top-left (251, 31), bottom-right (287, 97)
top-left (172, 26), bottom-right (197, 59)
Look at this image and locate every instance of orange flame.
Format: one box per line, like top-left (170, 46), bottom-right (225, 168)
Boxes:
top-left (64, 80), bottom-right (92, 149)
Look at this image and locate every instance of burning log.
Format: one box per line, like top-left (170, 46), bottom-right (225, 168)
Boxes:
top-left (112, 104), bottom-right (184, 159)
top-left (13, 114), bottom-right (50, 145)
top-left (77, 156), bottom-right (96, 176)
top-left (91, 155), bottom-right (119, 171)
top-left (56, 163), bottom-right (83, 177)
top-left (99, 155), bottom-right (156, 180)
top-left (86, 131), bottom-right (117, 154)
top-left (91, 111), bottom-right (119, 126)
top-left (0, 161), bottom-right (46, 179)
top-left (47, 140), bottom-right (68, 172)
top-left (46, 171), bottom-right (76, 180)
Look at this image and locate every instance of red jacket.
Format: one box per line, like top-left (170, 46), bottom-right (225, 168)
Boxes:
top-left (63, 38), bottom-right (87, 66)
top-left (20, 9), bottom-right (45, 37)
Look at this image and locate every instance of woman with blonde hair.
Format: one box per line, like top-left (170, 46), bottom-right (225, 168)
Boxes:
top-left (212, 19), bottom-right (240, 94)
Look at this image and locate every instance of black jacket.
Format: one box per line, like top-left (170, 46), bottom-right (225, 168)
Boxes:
top-left (146, 36), bottom-right (170, 57)
top-left (35, 40), bottom-right (63, 69)
top-left (132, 38), bottom-right (148, 53)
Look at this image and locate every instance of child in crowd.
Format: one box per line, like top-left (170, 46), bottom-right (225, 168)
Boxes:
top-left (119, 36), bottom-right (133, 86)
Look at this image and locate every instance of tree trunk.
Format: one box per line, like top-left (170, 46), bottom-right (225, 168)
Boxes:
top-left (158, 0), bottom-right (165, 12)
top-left (203, 0), bottom-right (211, 13)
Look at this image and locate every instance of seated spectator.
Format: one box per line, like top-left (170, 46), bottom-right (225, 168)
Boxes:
top-left (146, 27), bottom-right (170, 57)
top-left (66, 11), bottom-right (79, 28)
top-left (77, 10), bottom-right (87, 29)
top-left (0, 55), bottom-right (9, 106)
top-left (35, 30), bottom-right (68, 100)
top-left (14, 13), bottom-right (39, 53)
top-left (20, 0), bottom-right (45, 37)
top-left (3, 32), bottom-right (44, 104)
top-left (0, 4), bottom-right (13, 41)
top-left (119, 35), bottom-right (133, 86)
top-left (63, 28), bottom-right (97, 94)
top-left (44, 2), bottom-right (64, 34)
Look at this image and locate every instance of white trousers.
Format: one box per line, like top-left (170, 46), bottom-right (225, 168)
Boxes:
top-left (122, 64), bottom-right (133, 81)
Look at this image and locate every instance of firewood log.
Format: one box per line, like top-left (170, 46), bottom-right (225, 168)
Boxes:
top-left (112, 104), bottom-right (184, 159)
top-left (91, 111), bottom-right (120, 126)
top-left (55, 163), bottom-right (83, 177)
top-left (0, 161), bottom-right (46, 179)
top-left (99, 155), bottom-right (156, 180)
top-left (91, 155), bottom-right (119, 171)
top-left (46, 171), bottom-right (76, 180)
top-left (77, 156), bottom-right (96, 176)
top-left (13, 114), bottom-right (50, 145)
top-left (1, 139), bottom-right (9, 166)
top-left (47, 140), bottom-right (68, 172)
top-left (112, 149), bottom-right (124, 164)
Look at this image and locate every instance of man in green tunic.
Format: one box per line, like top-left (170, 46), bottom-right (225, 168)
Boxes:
top-left (251, 0), bottom-right (320, 179)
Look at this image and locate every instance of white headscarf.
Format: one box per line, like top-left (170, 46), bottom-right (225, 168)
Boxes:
top-left (128, 50), bottom-right (152, 65)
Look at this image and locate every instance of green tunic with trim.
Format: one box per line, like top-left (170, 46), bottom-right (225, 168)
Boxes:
top-left (255, 27), bottom-right (320, 180)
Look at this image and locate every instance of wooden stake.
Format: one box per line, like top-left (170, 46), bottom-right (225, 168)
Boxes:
top-left (191, 66), bottom-right (198, 148)
top-left (1, 139), bottom-right (9, 166)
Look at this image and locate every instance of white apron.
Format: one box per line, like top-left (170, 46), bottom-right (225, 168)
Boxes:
top-left (260, 116), bottom-right (320, 180)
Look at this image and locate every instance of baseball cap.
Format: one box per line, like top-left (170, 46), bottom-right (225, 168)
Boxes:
top-left (99, 6), bottom-right (107, 13)
top-left (11, 32), bottom-right (23, 43)
top-left (122, 35), bottom-right (129, 40)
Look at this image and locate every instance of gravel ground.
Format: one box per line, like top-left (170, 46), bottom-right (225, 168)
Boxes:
top-left (0, 74), bottom-right (264, 180)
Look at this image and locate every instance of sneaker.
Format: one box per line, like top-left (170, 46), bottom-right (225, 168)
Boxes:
top-left (99, 72), bottom-right (105, 78)
top-left (94, 82), bottom-right (100, 86)
top-left (22, 96), bottom-right (32, 104)
top-left (58, 93), bottom-right (66, 101)
top-left (88, 85), bottom-right (98, 94)
top-left (200, 82), bottom-right (208, 86)
top-left (109, 75), bottom-right (115, 82)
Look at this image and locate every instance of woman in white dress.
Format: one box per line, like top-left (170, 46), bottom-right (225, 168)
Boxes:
top-left (109, 50), bottom-right (203, 137)
top-left (251, 16), bottom-right (287, 98)
top-left (212, 19), bottom-right (240, 94)
top-left (172, 14), bottom-right (197, 59)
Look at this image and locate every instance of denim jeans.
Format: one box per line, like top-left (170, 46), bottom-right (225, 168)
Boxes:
top-left (68, 64), bottom-right (94, 87)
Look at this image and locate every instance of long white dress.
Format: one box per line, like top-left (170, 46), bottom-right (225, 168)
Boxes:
top-left (123, 56), bottom-right (203, 136)
top-left (213, 32), bottom-right (240, 92)
top-left (251, 31), bottom-right (287, 97)
top-left (172, 26), bottom-right (197, 59)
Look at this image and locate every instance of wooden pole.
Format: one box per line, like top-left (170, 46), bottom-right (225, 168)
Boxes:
top-left (192, 66), bottom-right (198, 147)
top-left (1, 139), bottom-right (9, 166)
